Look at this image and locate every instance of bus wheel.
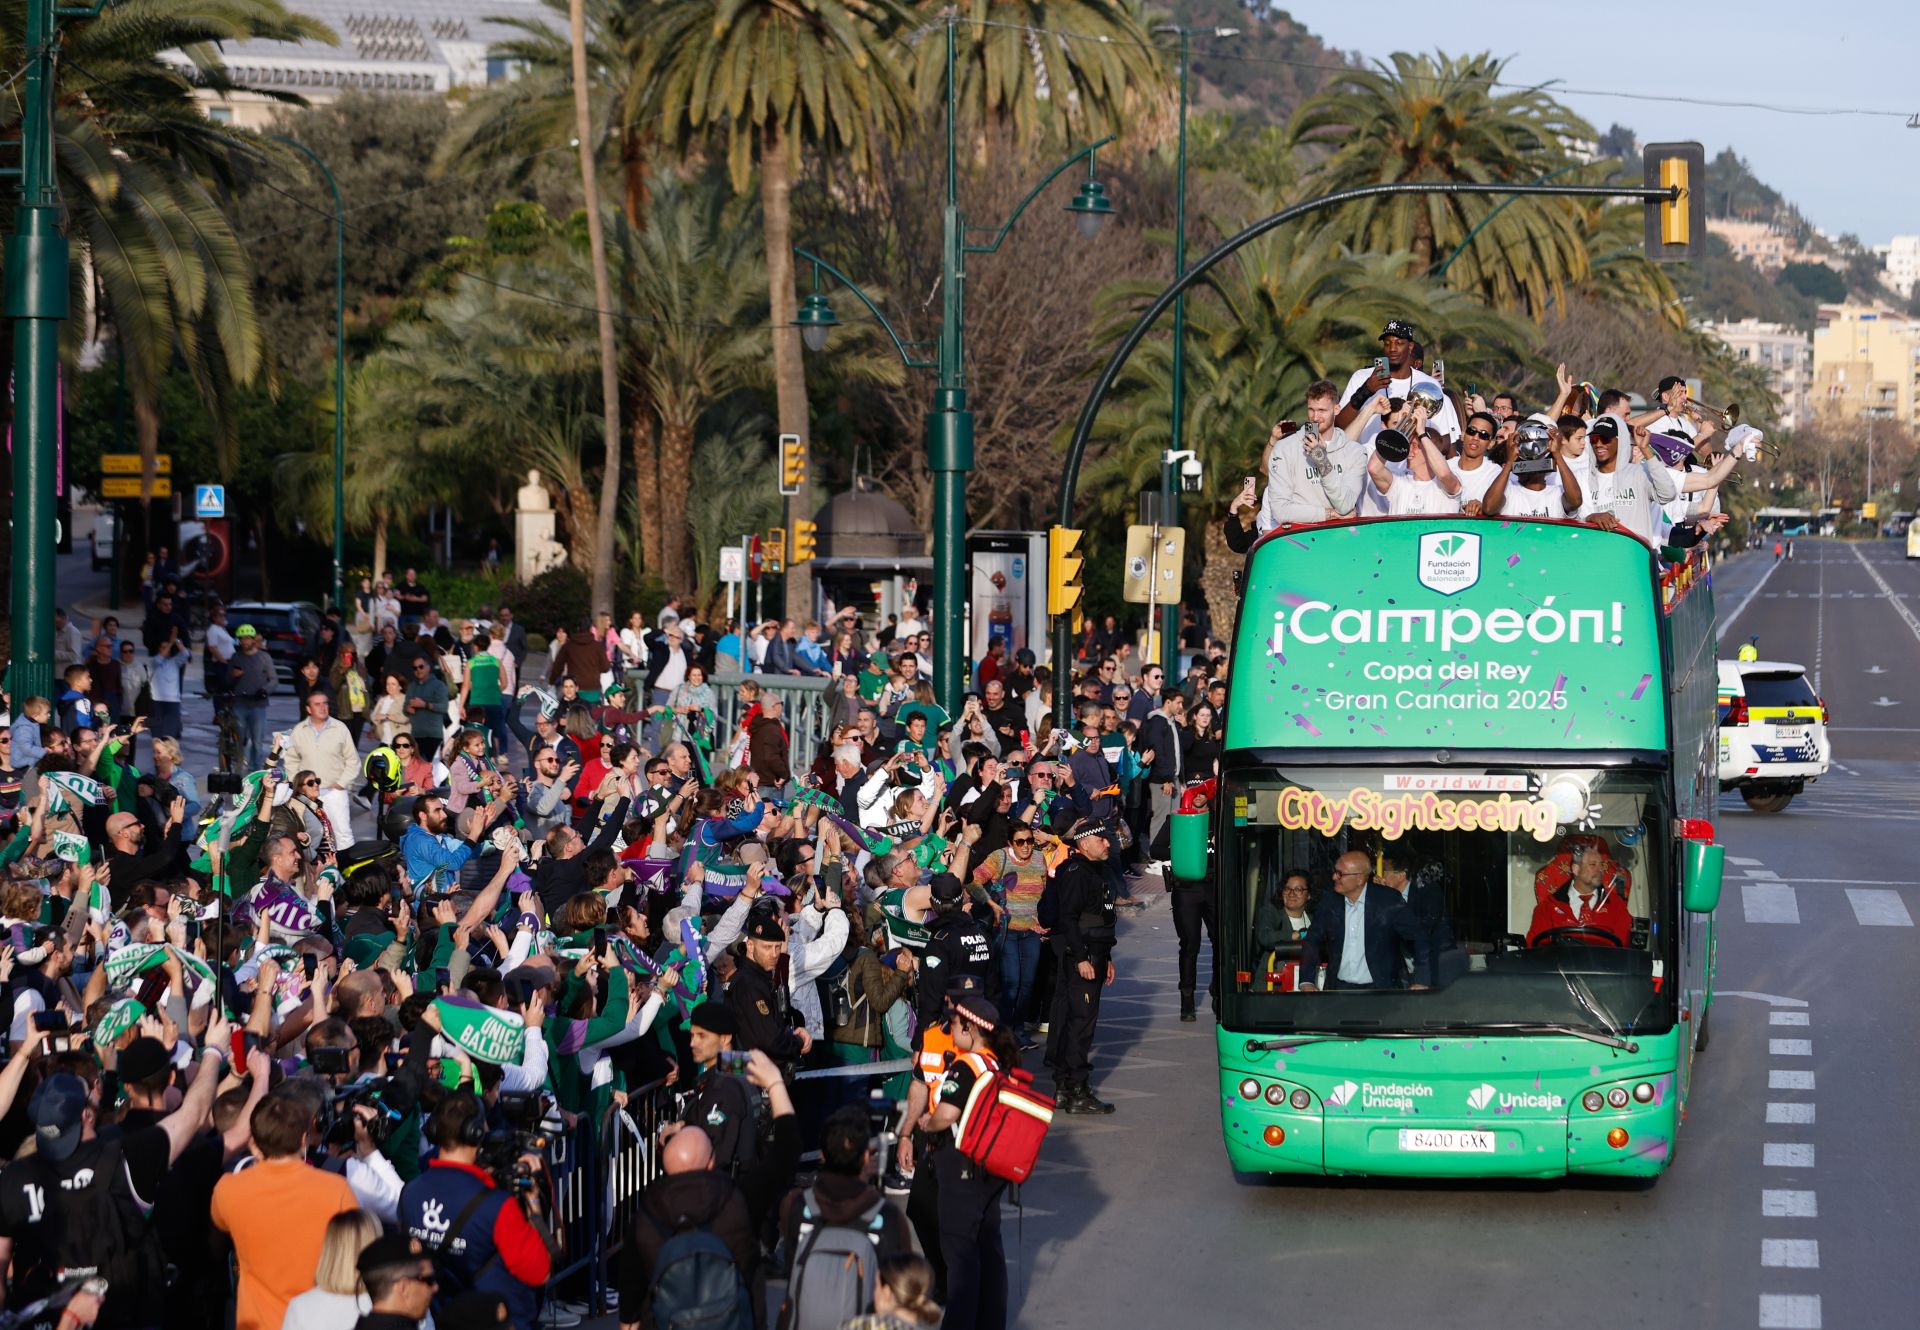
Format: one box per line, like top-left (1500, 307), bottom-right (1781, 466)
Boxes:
top-left (1740, 788), bottom-right (1795, 814)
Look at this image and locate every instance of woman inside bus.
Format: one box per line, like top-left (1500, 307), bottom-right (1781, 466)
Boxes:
top-left (1254, 871), bottom-right (1314, 954)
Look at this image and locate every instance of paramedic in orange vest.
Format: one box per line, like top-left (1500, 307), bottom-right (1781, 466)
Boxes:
top-left (896, 972), bottom-right (982, 1305)
top-left (919, 995), bottom-right (1023, 1330)
top-left (1527, 836), bottom-right (1632, 947)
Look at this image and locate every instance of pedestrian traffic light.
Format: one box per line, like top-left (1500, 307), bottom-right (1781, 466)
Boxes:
top-left (1642, 142), bottom-right (1704, 263)
top-left (766, 527), bottom-right (786, 573)
top-left (779, 434), bottom-right (806, 495)
top-left (791, 518), bottom-right (817, 564)
top-left (1048, 525), bottom-right (1084, 618)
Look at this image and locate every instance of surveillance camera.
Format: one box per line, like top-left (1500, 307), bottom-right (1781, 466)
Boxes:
top-left (1179, 457), bottom-right (1203, 493)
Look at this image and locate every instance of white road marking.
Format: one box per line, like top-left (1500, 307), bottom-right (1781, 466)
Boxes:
top-left (1769, 1012), bottom-right (1810, 1026)
top-left (1768, 1039), bottom-right (1812, 1057)
top-left (1770, 1070), bottom-right (1815, 1090)
top-left (1745, 868), bottom-right (1783, 880)
top-left (1844, 888), bottom-right (1914, 927)
top-left (1758, 1293), bottom-right (1822, 1329)
top-left (1722, 555), bottom-right (1782, 631)
top-left (1721, 991), bottom-right (1811, 1009)
top-left (1742, 884), bottom-right (1801, 925)
top-left (1762, 1190), bottom-right (1818, 1218)
top-left (1851, 543), bottom-right (1920, 646)
top-left (1767, 1103), bottom-right (1815, 1124)
top-left (1729, 856), bottom-right (1764, 867)
top-left (1762, 1239), bottom-right (1820, 1269)
top-left (1764, 1143), bottom-right (1816, 1167)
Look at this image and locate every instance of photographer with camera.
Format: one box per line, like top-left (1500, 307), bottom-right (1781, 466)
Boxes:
top-left (398, 1092), bottom-right (554, 1329)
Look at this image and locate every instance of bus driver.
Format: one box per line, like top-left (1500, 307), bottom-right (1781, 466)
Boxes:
top-left (1526, 836), bottom-right (1632, 947)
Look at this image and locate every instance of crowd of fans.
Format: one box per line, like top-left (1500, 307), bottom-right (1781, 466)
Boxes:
top-left (0, 554), bottom-right (1240, 1330)
top-left (1226, 318), bottom-right (1757, 554)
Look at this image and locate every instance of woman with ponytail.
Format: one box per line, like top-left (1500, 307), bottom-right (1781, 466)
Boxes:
top-left (840, 1252), bottom-right (943, 1329)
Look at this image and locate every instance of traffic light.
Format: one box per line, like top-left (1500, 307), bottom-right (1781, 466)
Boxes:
top-left (766, 526), bottom-right (786, 574)
top-left (779, 434), bottom-right (806, 495)
top-left (1047, 525), bottom-right (1084, 618)
top-left (1642, 142), bottom-right (1704, 263)
top-left (791, 518), bottom-right (817, 564)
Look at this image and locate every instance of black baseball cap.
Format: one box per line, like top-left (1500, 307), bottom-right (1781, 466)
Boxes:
top-left (29, 1074), bottom-right (88, 1162)
top-left (930, 873), bottom-right (966, 906)
top-left (1589, 415), bottom-right (1622, 440)
top-left (745, 914), bottom-right (785, 944)
top-left (1381, 319), bottom-right (1418, 343)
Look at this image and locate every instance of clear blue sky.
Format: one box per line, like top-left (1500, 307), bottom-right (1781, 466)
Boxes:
top-left (1297, 0), bottom-right (1919, 244)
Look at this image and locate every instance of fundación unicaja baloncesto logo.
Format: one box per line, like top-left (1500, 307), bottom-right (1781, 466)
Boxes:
top-left (1417, 531), bottom-right (1481, 595)
top-left (1325, 1080), bottom-right (1361, 1108)
top-left (1467, 1083), bottom-right (1498, 1111)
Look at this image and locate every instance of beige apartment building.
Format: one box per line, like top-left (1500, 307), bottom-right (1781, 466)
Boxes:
top-left (1707, 219), bottom-right (1791, 273)
top-left (1811, 303), bottom-right (1920, 425)
top-left (1701, 318), bottom-right (1814, 427)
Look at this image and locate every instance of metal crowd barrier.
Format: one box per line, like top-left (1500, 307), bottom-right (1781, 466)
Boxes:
top-left (543, 1078), bottom-right (678, 1317)
top-left (710, 671), bottom-right (836, 776)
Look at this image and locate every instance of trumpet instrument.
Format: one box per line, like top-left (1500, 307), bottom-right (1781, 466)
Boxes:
top-left (1682, 397), bottom-right (1740, 428)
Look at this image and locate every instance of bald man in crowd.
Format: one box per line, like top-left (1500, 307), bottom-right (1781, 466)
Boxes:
top-left (616, 1126), bottom-right (759, 1325)
top-left (103, 802), bottom-right (186, 910)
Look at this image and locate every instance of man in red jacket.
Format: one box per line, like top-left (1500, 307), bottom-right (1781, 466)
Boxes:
top-left (1527, 836), bottom-right (1632, 947)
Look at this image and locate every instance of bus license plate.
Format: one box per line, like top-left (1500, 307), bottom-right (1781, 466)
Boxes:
top-left (1399, 1129), bottom-right (1495, 1153)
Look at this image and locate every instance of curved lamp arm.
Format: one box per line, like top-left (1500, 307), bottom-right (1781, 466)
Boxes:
top-left (795, 249), bottom-right (937, 371)
top-left (964, 135), bottom-right (1118, 255)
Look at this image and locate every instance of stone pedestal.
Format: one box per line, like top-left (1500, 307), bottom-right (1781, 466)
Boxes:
top-left (515, 469), bottom-right (567, 581)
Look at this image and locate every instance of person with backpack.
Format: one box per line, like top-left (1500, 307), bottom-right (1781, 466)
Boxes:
top-left (396, 1094), bottom-right (554, 1330)
top-left (916, 996), bottom-right (1023, 1330)
top-left (616, 1123), bottom-right (759, 1330)
top-left (776, 1106), bottom-right (913, 1330)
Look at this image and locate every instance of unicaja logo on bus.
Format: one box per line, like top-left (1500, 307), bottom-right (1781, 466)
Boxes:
top-left (1417, 531), bottom-right (1481, 595)
top-left (1326, 1080), bottom-right (1360, 1108)
top-left (1467, 1083), bottom-right (1498, 1110)
top-left (1465, 1083), bottom-right (1566, 1111)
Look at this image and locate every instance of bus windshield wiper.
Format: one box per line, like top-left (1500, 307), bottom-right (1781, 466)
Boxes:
top-left (1244, 1030), bottom-right (1425, 1052)
top-left (1422, 1021), bottom-right (1639, 1052)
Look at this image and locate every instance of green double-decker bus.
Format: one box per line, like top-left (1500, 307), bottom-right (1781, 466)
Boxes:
top-left (1177, 518), bottom-right (1725, 1179)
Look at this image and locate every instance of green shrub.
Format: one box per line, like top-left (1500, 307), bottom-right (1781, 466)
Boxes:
top-left (502, 564), bottom-right (591, 636)
top-left (426, 569), bottom-right (511, 619)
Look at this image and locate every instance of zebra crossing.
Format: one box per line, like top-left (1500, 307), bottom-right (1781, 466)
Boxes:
top-left (1730, 856), bottom-right (1916, 928)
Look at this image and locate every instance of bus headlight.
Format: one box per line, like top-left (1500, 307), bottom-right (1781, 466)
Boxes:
top-left (1582, 1091), bottom-right (1605, 1113)
top-left (1264, 1084), bottom-right (1287, 1106)
top-left (1289, 1088), bottom-right (1312, 1110)
top-left (1239, 1078), bottom-right (1260, 1100)
top-left (1632, 1082), bottom-right (1655, 1103)
top-left (1606, 1087), bottom-right (1630, 1109)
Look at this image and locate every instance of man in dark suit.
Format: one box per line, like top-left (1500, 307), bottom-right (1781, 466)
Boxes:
top-left (1379, 852), bottom-right (1464, 987)
top-left (1298, 851), bottom-right (1431, 992)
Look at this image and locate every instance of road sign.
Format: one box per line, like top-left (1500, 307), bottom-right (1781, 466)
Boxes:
top-left (100, 454), bottom-right (170, 475)
top-left (1121, 524), bottom-right (1184, 604)
top-left (719, 545), bottom-right (746, 584)
top-left (194, 484), bottom-right (226, 518)
top-left (101, 477), bottom-right (170, 499)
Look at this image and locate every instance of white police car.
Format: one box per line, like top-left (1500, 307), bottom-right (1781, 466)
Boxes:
top-left (1718, 657), bottom-right (1830, 813)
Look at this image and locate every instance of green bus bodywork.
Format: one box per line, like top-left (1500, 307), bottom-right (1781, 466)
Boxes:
top-left (1201, 518), bottom-right (1720, 1180)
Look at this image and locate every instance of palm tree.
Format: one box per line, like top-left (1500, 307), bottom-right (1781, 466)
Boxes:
top-left (0, 0), bottom-right (331, 478)
top-left (638, 0), bottom-right (917, 608)
top-left (616, 176), bottom-right (768, 591)
top-left (913, 0), bottom-right (1163, 148)
top-left (686, 404), bottom-right (783, 609)
top-left (1285, 51), bottom-right (1594, 318)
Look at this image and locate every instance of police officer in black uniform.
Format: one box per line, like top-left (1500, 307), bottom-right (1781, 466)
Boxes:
top-left (1046, 818), bottom-right (1119, 1114)
top-left (917, 871), bottom-right (996, 1031)
top-left (725, 911), bottom-right (811, 1067)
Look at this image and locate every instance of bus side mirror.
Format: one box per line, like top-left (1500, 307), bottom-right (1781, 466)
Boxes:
top-left (1683, 841), bottom-right (1723, 914)
top-left (1170, 811), bottom-right (1210, 883)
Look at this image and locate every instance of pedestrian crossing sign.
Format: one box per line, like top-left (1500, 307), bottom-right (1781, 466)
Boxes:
top-left (194, 483), bottom-right (226, 518)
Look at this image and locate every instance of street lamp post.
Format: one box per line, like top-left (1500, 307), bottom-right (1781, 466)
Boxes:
top-left (1152, 23), bottom-right (1237, 677)
top-left (795, 10), bottom-right (1116, 713)
top-left (271, 135), bottom-right (347, 612)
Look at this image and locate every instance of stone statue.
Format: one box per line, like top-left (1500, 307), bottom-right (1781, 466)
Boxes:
top-left (515, 469), bottom-right (566, 580)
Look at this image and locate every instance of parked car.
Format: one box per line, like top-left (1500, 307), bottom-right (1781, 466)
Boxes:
top-left (224, 601), bottom-right (323, 691)
top-left (89, 511), bottom-right (116, 572)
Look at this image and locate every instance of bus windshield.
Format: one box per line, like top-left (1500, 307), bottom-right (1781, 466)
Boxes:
top-left (1219, 765), bottom-right (1675, 1040)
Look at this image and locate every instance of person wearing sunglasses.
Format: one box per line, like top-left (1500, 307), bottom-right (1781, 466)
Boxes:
top-left (971, 825), bottom-right (1054, 1036)
top-left (1452, 409), bottom-right (1504, 515)
top-left (353, 1233), bottom-right (441, 1328)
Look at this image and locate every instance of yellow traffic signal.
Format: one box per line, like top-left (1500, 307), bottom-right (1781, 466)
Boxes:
top-left (779, 434), bottom-right (807, 495)
top-left (791, 519), bottom-right (818, 564)
top-left (766, 526), bottom-right (786, 574)
top-left (1642, 142), bottom-right (1704, 263)
top-left (1047, 525), bottom-right (1084, 618)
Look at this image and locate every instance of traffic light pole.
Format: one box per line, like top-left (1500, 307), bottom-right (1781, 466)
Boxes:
top-left (4, 0), bottom-right (94, 708)
top-left (1048, 177), bottom-right (1683, 726)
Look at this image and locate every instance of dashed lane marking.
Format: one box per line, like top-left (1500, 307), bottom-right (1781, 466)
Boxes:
top-left (1742, 883), bottom-right (1801, 925)
top-left (1769, 1012), bottom-right (1810, 1026)
top-left (1757, 1294), bottom-right (1822, 1329)
top-left (1766, 1103), bottom-right (1816, 1124)
top-left (1762, 1239), bottom-right (1820, 1269)
top-left (1844, 888), bottom-right (1914, 927)
top-left (1768, 1039), bottom-right (1812, 1057)
top-left (1762, 1190), bottom-right (1818, 1218)
top-left (1763, 1143), bottom-right (1816, 1168)
top-left (1769, 1070), bottom-right (1815, 1091)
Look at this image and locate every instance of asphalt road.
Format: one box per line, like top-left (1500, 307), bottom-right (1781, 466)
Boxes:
top-left (1013, 541), bottom-right (1918, 1330)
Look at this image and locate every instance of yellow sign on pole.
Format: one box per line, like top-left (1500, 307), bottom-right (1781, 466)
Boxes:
top-left (100, 477), bottom-right (171, 499)
top-left (100, 454), bottom-right (171, 475)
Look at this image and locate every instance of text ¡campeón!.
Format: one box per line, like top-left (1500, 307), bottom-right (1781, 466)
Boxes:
top-left (1270, 597), bottom-right (1625, 656)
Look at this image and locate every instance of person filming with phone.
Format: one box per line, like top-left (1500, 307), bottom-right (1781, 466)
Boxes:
top-left (1227, 381), bottom-right (1366, 554)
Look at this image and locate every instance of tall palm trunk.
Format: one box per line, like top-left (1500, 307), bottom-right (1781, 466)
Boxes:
top-left (570, 0), bottom-right (622, 617)
top-left (622, 127), bottom-right (651, 228)
top-left (761, 122), bottom-right (811, 619)
top-left (372, 513), bottom-right (389, 585)
top-left (632, 408), bottom-right (663, 575)
top-left (657, 417), bottom-right (696, 591)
